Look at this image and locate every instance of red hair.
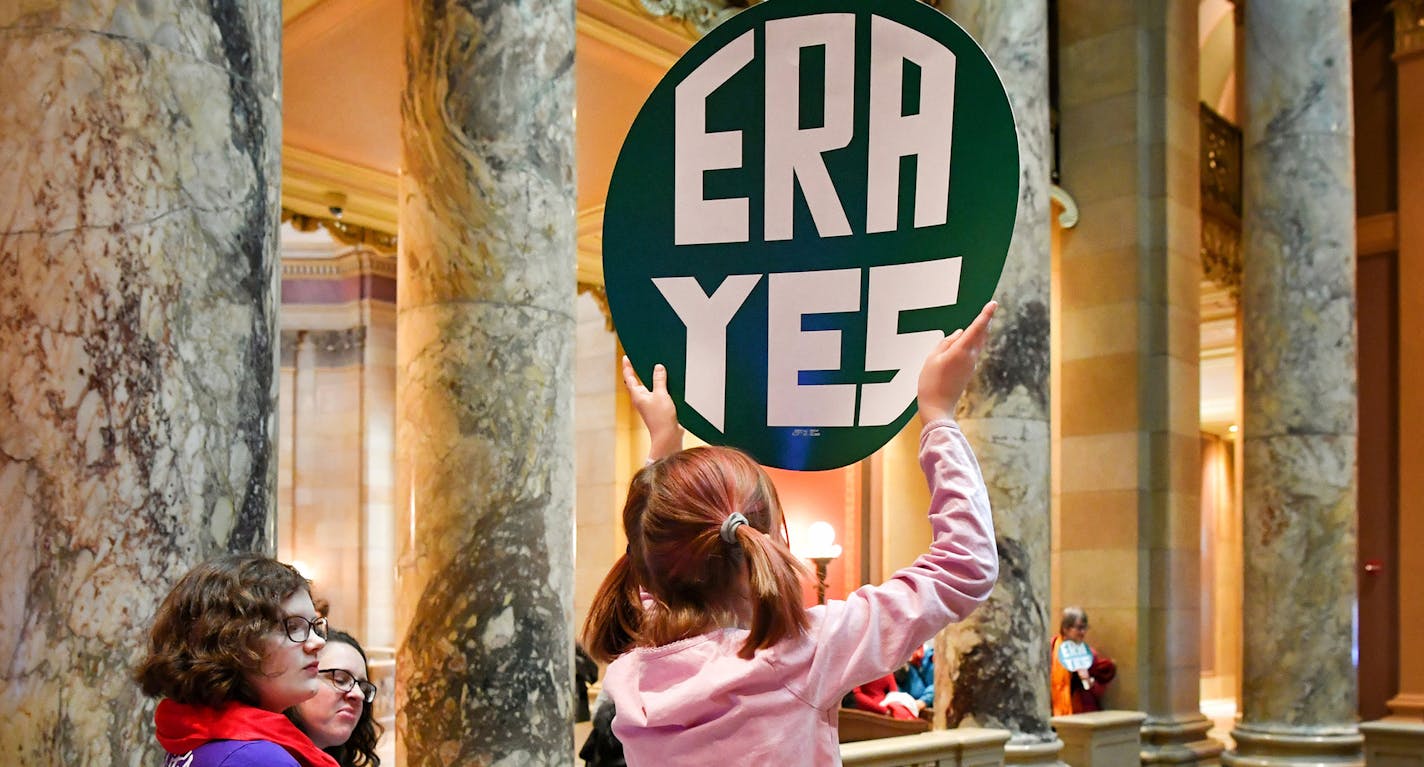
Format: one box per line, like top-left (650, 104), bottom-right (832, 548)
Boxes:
top-left (583, 446), bottom-right (810, 661)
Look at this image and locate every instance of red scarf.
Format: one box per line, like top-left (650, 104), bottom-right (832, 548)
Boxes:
top-left (154, 699), bottom-right (339, 767)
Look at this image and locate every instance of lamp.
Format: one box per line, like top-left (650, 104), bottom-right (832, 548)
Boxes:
top-left (802, 521), bottom-right (843, 605)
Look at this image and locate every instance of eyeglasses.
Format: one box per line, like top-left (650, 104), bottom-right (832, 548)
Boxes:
top-left (319, 668), bottom-right (378, 703)
top-left (281, 615), bottom-right (329, 643)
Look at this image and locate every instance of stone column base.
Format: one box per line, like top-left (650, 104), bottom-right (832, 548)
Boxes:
top-left (1360, 719), bottom-right (1424, 766)
top-left (1141, 713), bottom-right (1226, 765)
top-left (1005, 734), bottom-right (1068, 767)
top-left (1387, 694), bottom-right (1424, 721)
top-left (1052, 710), bottom-right (1147, 767)
top-left (1223, 724), bottom-right (1363, 766)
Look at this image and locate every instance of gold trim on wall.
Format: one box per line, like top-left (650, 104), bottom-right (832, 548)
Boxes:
top-left (283, 208), bottom-right (398, 255)
top-left (282, 145), bottom-right (399, 235)
top-left (577, 9), bottom-right (684, 69)
top-left (577, 0), bottom-right (700, 57)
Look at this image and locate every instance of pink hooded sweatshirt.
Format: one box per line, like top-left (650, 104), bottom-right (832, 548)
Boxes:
top-left (604, 419), bottom-right (998, 766)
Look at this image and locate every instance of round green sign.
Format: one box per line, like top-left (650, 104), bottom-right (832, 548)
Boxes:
top-left (604, 0), bottom-right (1018, 471)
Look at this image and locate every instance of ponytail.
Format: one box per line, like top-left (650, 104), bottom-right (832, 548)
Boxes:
top-left (582, 552), bottom-right (645, 663)
top-left (732, 524), bottom-right (811, 659)
top-left (592, 445), bottom-right (812, 661)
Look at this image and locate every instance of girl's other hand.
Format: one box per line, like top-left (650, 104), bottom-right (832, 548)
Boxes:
top-left (622, 355), bottom-right (684, 460)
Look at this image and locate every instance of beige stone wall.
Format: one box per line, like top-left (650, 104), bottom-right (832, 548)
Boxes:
top-left (1056, 2), bottom-right (1203, 716)
top-left (574, 293), bottom-right (621, 637)
top-left (277, 242), bottom-right (398, 649)
top-left (362, 303), bottom-right (397, 648)
top-left (1198, 433), bottom-right (1240, 702)
top-left (875, 422), bottom-right (932, 581)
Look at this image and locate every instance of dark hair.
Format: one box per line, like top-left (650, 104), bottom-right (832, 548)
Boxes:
top-left (583, 446), bottom-right (810, 661)
top-left (1060, 606), bottom-right (1088, 634)
top-left (287, 629), bottom-right (383, 767)
top-left (134, 553), bottom-right (309, 707)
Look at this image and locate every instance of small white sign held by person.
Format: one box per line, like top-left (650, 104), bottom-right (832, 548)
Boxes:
top-left (604, 0), bottom-right (1018, 470)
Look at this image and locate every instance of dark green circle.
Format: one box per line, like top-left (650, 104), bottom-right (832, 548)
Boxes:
top-left (604, 0), bottom-right (1018, 470)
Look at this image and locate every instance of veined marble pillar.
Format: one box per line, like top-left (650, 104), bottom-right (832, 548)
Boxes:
top-left (0, 1), bottom-right (280, 763)
top-left (396, 1), bottom-right (577, 764)
top-left (932, 3), bottom-right (1057, 764)
top-left (1057, 3), bottom-right (1219, 764)
top-left (1227, 1), bottom-right (1361, 764)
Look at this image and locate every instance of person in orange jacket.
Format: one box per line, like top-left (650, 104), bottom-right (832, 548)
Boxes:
top-left (1050, 607), bottom-right (1115, 715)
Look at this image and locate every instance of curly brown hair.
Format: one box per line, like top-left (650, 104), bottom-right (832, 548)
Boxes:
top-left (134, 553), bottom-right (309, 707)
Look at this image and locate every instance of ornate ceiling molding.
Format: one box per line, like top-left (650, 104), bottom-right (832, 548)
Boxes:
top-left (577, 0), bottom-right (697, 60)
top-left (282, 208), bottom-right (397, 255)
top-left (281, 145), bottom-right (399, 235)
top-left (633, 0), bottom-right (756, 37)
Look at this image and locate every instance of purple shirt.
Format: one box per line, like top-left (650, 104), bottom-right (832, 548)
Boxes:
top-left (604, 419), bottom-right (998, 766)
top-left (164, 740), bottom-right (300, 767)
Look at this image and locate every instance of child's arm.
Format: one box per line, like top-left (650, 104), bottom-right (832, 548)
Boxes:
top-left (782, 302), bottom-right (1000, 709)
top-left (622, 355), bottom-right (684, 461)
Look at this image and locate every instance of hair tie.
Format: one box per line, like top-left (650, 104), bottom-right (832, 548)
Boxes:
top-left (719, 512), bottom-right (748, 545)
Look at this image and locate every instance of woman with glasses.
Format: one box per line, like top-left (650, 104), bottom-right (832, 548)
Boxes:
top-left (287, 629), bottom-right (382, 767)
top-left (135, 553), bottom-right (337, 767)
top-left (1049, 606), bottom-right (1116, 715)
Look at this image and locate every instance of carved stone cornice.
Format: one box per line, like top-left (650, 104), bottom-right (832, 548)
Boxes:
top-left (578, 0), bottom-right (700, 55)
top-left (1394, 0), bottom-right (1424, 61)
top-left (634, 0), bottom-right (757, 37)
top-left (280, 242), bottom-right (397, 281)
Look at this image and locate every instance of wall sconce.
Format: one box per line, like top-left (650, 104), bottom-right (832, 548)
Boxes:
top-left (802, 521), bottom-right (842, 605)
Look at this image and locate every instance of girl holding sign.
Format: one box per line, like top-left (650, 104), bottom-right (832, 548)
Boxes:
top-left (583, 302), bottom-right (999, 765)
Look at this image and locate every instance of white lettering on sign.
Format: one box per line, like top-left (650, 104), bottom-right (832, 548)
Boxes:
top-left (764, 14), bottom-right (855, 241)
top-left (652, 274), bottom-right (763, 431)
top-left (866, 15), bottom-right (957, 233)
top-left (858, 257), bottom-right (961, 425)
top-left (767, 268), bottom-right (860, 427)
top-left (674, 30), bottom-right (755, 245)
top-left (674, 13), bottom-right (958, 244)
top-left (655, 258), bottom-right (962, 431)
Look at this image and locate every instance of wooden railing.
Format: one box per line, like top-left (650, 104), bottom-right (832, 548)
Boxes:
top-left (840, 727), bottom-right (1012, 767)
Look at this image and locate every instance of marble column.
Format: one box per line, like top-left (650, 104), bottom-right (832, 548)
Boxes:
top-left (931, 3), bottom-right (1058, 764)
top-left (0, 1), bottom-right (280, 764)
top-left (396, 1), bottom-right (577, 765)
top-left (1057, 3), bottom-right (1219, 764)
top-left (1227, 1), bottom-right (1361, 764)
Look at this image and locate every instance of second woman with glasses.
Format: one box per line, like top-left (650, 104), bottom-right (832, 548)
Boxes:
top-left (287, 629), bottom-right (383, 767)
top-left (135, 553), bottom-right (338, 767)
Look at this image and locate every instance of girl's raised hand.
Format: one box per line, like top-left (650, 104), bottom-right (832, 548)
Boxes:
top-left (622, 355), bottom-right (685, 460)
top-left (916, 301), bottom-right (997, 423)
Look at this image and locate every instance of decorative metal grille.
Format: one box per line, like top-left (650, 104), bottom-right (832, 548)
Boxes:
top-left (1200, 104), bottom-right (1241, 298)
